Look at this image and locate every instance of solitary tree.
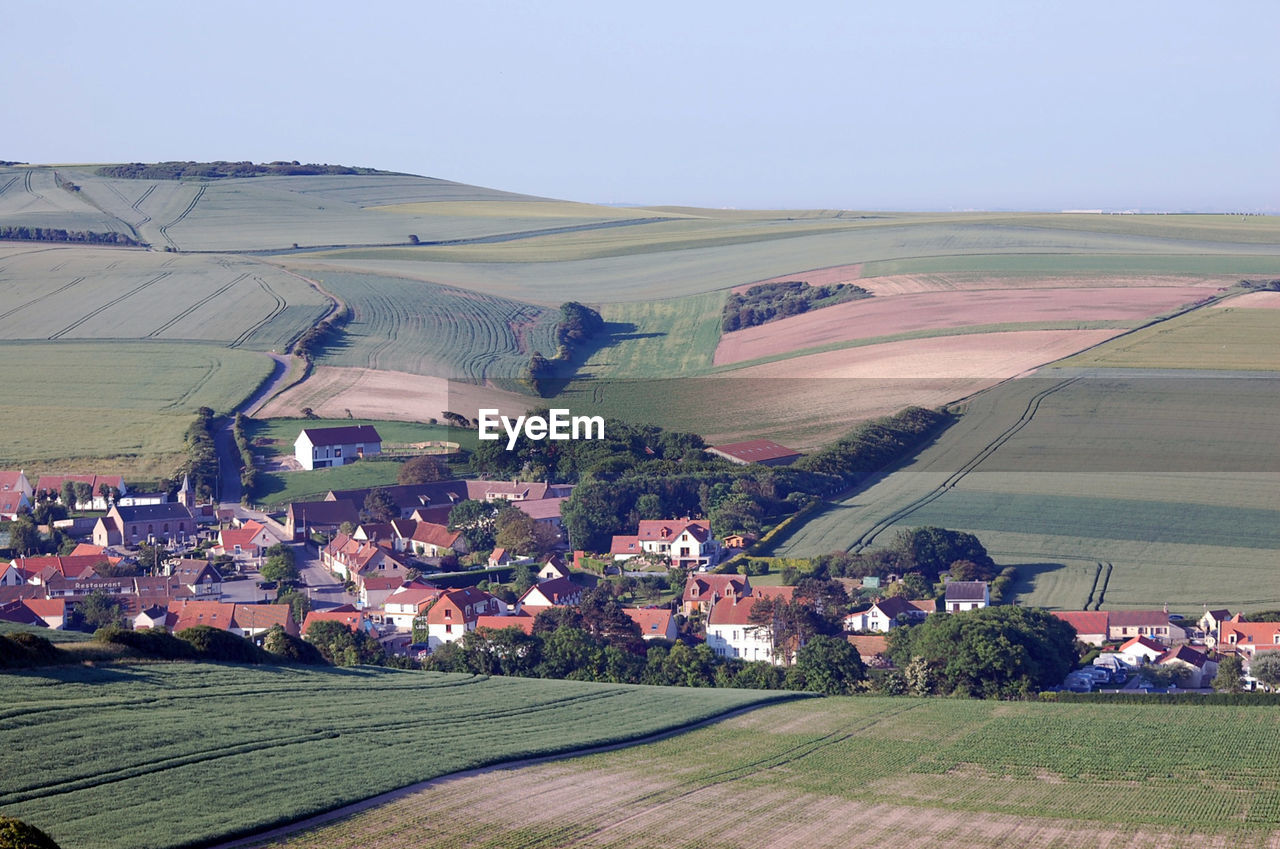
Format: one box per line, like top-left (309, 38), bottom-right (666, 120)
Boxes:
top-left (397, 455), bottom-right (445, 485)
top-left (80, 589), bottom-right (124, 631)
top-left (8, 517), bottom-right (41, 556)
top-left (1214, 654), bottom-right (1245, 693)
top-left (1250, 652), bottom-right (1280, 689)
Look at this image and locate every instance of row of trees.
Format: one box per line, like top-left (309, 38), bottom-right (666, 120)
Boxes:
top-left (97, 161), bottom-right (390, 180)
top-left (184, 407), bottom-right (218, 502)
top-left (721, 281), bottom-right (870, 332)
top-left (524, 301), bottom-right (606, 395)
top-left (0, 225), bottom-right (139, 246)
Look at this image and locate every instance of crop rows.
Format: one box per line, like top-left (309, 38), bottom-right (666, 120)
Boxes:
top-left (0, 663), bottom-right (787, 849)
top-left (310, 271), bottom-right (559, 380)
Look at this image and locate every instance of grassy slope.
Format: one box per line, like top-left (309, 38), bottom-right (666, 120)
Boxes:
top-left (0, 341), bottom-right (274, 477)
top-left (1057, 304), bottom-right (1280, 371)
top-left (0, 663), bottom-right (794, 849)
top-left (256, 696), bottom-right (1280, 849)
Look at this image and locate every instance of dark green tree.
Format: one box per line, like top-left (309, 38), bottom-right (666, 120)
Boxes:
top-left (397, 455), bottom-right (445, 485)
top-left (0, 815), bottom-right (62, 849)
top-left (8, 516), bottom-right (41, 556)
top-left (361, 489), bottom-right (399, 523)
top-left (1214, 654), bottom-right (1245, 693)
top-left (79, 589), bottom-right (124, 631)
top-left (788, 634), bottom-right (866, 695)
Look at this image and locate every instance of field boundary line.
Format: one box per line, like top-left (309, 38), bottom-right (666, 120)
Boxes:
top-left (207, 695), bottom-right (805, 849)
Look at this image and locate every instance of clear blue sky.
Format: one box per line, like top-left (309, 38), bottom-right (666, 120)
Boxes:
top-left (8, 1), bottom-right (1278, 211)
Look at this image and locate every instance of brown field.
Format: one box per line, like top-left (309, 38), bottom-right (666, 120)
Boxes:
top-left (714, 287), bottom-right (1210, 366)
top-left (257, 366), bottom-right (531, 422)
top-left (726, 328), bottom-right (1121, 381)
top-left (1213, 290), bottom-right (1280, 309)
top-left (852, 272), bottom-right (1232, 296)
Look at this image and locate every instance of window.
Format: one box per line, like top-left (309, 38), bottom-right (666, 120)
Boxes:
top-left (445, 624), bottom-right (452, 633)
top-left (335, 448), bottom-right (343, 457)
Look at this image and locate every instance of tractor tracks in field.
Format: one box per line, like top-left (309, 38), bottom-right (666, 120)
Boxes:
top-left (47, 272), bottom-right (171, 339)
top-left (0, 174), bottom-right (18, 198)
top-left (158, 183), bottom-right (206, 249)
top-left (0, 276), bottom-right (87, 325)
top-left (846, 377), bottom-right (1082, 552)
top-left (227, 275), bottom-right (288, 348)
top-left (148, 272), bottom-right (252, 338)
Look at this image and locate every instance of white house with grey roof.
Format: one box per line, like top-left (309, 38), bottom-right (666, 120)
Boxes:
top-left (944, 581), bottom-right (990, 612)
top-left (295, 425), bottom-right (382, 470)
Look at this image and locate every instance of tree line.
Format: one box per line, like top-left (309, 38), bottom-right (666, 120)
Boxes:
top-left (721, 281), bottom-right (871, 332)
top-left (524, 301), bottom-right (606, 396)
top-left (96, 161), bottom-right (395, 180)
top-left (0, 226), bottom-right (139, 246)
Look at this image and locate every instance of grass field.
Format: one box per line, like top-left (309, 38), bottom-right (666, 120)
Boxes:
top-left (773, 373), bottom-right (1280, 611)
top-left (0, 663), bottom-right (795, 849)
top-left (305, 271), bottom-right (559, 380)
top-left (253, 696), bottom-right (1280, 849)
top-left (1057, 302), bottom-right (1280, 371)
top-left (579, 292), bottom-right (727, 378)
top-left (0, 341), bottom-right (274, 477)
top-left (247, 417), bottom-right (476, 456)
top-left (0, 246), bottom-right (329, 350)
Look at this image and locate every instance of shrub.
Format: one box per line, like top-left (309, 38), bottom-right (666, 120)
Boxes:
top-left (7, 632), bottom-right (59, 665)
top-left (0, 816), bottom-right (61, 849)
top-left (175, 626), bottom-right (268, 664)
top-left (262, 625), bottom-right (328, 665)
top-left (95, 626), bottom-right (197, 660)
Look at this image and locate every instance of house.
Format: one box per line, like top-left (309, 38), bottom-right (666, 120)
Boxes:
top-left (349, 546), bottom-right (413, 592)
top-left (294, 425), bottom-right (382, 470)
top-left (0, 601), bottom-right (46, 628)
top-left (422, 587), bottom-right (504, 650)
top-left (517, 576), bottom-right (583, 613)
top-left (629, 519), bottom-right (719, 569)
top-left (944, 581), bottom-right (990, 612)
top-left (302, 608), bottom-right (373, 637)
top-left (475, 613), bottom-right (535, 635)
top-left (353, 523), bottom-right (396, 545)
top-left (134, 604), bottom-right (170, 630)
top-left (21, 598), bottom-right (67, 630)
top-left (359, 575), bottom-right (407, 610)
top-left (93, 503), bottom-right (195, 547)
top-left (488, 547), bottom-right (511, 567)
top-left (1156, 644), bottom-right (1217, 688)
top-left (509, 496), bottom-right (568, 530)
top-left (13, 554), bottom-right (108, 585)
top-left (0, 561), bottom-right (27, 586)
top-left (1051, 610), bottom-right (1111, 646)
top-left (212, 521), bottom-right (272, 561)
top-left (706, 439), bottom-right (802, 467)
top-left (844, 596), bottom-right (932, 633)
top-left (847, 635), bottom-right (892, 667)
top-left (381, 584), bottom-right (445, 630)
top-left (167, 560), bottom-right (222, 597)
top-left (322, 534), bottom-right (390, 580)
top-left (408, 522), bottom-right (466, 558)
top-left (537, 555), bottom-right (570, 582)
top-left (1199, 609), bottom-right (1234, 646)
top-left (1116, 635), bottom-right (1167, 666)
top-left (35, 474), bottom-right (127, 510)
top-left (706, 596), bottom-right (782, 664)
top-left (169, 600), bottom-right (239, 632)
top-left (285, 499), bottom-right (359, 540)
top-left (1215, 620), bottom-right (1280, 657)
top-left (609, 536), bottom-right (642, 560)
top-left (232, 604), bottom-right (299, 638)
top-left (623, 607), bottom-right (677, 642)
top-left (0, 470), bottom-right (33, 519)
top-left (1106, 610), bottom-right (1185, 645)
top-left (681, 574), bottom-right (751, 616)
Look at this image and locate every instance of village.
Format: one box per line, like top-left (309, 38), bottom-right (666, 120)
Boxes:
top-left (1, 424), bottom-right (1276, 694)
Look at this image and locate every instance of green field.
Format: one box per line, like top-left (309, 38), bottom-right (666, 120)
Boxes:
top-left (304, 271), bottom-right (559, 379)
top-left (248, 417), bottom-right (476, 455)
top-left (580, 292), bottom-right (727, 377)
top-left (0, 246), bottom-right (329, 349)
top-left (1058, 303), bottom-right (1280, 371)
top-left (256, 696), bottom-right (1280, 849)
top-left (0, 341), bottom-right (274, 477)
top-left (774, 373), bottom-right (1280, 611)
top-left (0, 663), bottom-right (794, 849)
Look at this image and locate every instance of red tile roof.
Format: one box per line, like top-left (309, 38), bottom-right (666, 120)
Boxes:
top-left (707, 596), bottom-right (768, 627)
top-left (637, 519), bottom-right (710, 542)
top-left (1052, 610), bottom-right (1110, 637)
top-left (610, 535), bottom-right (641, 555)
top-left (1158, 644), bottom-right (1209, 668)
top-left (1119, 635), bottom-right (1166, 654)
top-left (301, 610), bottom-right (367, 635)
top-left (1108, 610), bottom-right (1173, 628)
top-left (410, 521), bottom-right (462, 549)
top-left (707, 440), bottom-right (801, 464)
top-left (623, 607), bottom-right (674, 639)
top-left (683, 574), bottom-right (750, 604)
top-left (475, 614), bottom-right (535, 635)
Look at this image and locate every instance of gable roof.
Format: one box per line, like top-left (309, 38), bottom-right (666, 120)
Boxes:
top-left (385, 585), bottom-right (445, 609)
top-left (301, 609), bottom-right (367, 635)
top-left (475, 613), bottom-right (535, 635)
top-left (520, 576), bottom-right (581, 607)
top-left (299, 425), bottom-right (381, 446)
top-left (1108, 610), bottom-right (1173, 628)
top-left (1051, 610), bottom-right (1111, 637)
top-left (707, 440), bottom-right (801, 464)
top-left (113, 503), bottom-right (194, 523)
top-left (287, 499), bottom-right (360, 526)
top-left (169, 600), bottom-right (238, 632)
top-left (847, 634), bottom-right (890, 658)
top-left (510, 497), bottom-right (568, 521)
top-left (410, 521), bottom-right (462, 549)
top-left (232, 604), bottom-right (292, 632)
top-left (1158, 644), bottom-right (1209, 668)
top-left (1119, 635), bottom-right (1166, 654)
top-left (682, 573), bottom-right (750, 604)
top-left (610, 535), bottom-right (641, 556)
top-left (707, 595), bottom-right (768, 627)
top-left (944, 581), bottom-right (989, 601)
top-left (623, 607), bottom-right (674, 638)
top-left (1219, 621), bottom-right (1280, 646)
top-left (35, 474), bottom-right (124, 495)
top-left (751, 585), bottom-right (795, 603)
top-left (637, 519), bottom-right (710, 542)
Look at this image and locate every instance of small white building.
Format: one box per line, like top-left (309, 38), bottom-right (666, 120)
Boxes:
top-left (294, 425), bottom-right (382, 471)
top-left (844, 597), bottom-right (932, 633)
top-left (944, 581), bottom-right (990, 612)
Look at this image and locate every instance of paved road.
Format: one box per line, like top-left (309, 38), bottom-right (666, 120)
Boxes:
top-left (214, 352), bottom-right (292, 504)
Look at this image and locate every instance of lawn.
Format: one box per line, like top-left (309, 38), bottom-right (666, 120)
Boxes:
top-left (253, 460), bottom-right (406, 508)
top-left (0, 663), bottom-right (795, 849)
top-left (247, 417), bottom-right (477, 456)
top-left (0, 341), bottom-right (275, 478)
top-left (253, 696), bottom-right (1280, 849)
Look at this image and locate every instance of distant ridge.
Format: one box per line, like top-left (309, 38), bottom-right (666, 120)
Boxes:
top-left (96, 161), bottom-right (405, 180)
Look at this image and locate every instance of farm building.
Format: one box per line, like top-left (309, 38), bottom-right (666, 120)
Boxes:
top-left (295, 425), bottom-right (382, 470)
top-left (1050, 610), bottom-right (1111, 646)
top-left (36, 473), bottom-right (127, 511)
top-left (706, 439), bottom-right (802, 466)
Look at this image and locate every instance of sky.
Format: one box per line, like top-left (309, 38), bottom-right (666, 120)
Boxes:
top-left (7, 1), bottom-right (1278, 211)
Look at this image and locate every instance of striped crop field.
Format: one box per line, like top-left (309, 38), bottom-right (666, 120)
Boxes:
top-left (306, 271), bottom-right (560, 380)
top-left (773, 372), bottom-right (1280, 612)
top-left (0, 663), bottom-right (794, 849)
top-left (0, 341), bottom-right (274, 477)
top-left (0, 247), bottom-right (329, 350)
top-left (252, 696), bottom-right (1280, 849)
